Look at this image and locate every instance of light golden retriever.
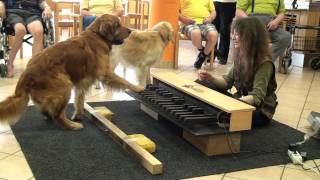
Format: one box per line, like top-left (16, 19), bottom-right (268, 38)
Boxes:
top-left (0, 14), bottom-right (143, 130)
top-left (110, 21), bottom-right (174, 86)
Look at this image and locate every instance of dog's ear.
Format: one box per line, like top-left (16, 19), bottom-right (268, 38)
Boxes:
top-left (99, 21), bottom-right (114, 41)
top-left (158, 22), bottom-right (174, 44)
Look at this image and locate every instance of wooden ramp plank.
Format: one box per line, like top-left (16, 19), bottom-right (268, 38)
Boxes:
top-left (84, 103), bottom-right (163, 175)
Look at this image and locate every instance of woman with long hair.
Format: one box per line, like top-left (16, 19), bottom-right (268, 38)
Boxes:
top-left (196, 17), bottom-right (278, 127)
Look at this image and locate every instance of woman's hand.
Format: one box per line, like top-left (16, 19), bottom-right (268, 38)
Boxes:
top-left (181, 16), bottom-right (195, 25)
top-left (267, 19), bottom-right (279, 31)
top-left (203, 16), bottom-right (212, 24)
top-left (42, 7), bottom-right (52, 19)
top-left (198, 70), bottom-right (212, 81)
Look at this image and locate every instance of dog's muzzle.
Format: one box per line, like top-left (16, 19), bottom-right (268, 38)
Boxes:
top-left (112, 39), bottom-right (124, 45)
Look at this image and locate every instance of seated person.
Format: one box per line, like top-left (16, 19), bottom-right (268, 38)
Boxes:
top-left (236, 0), bottom-right (291, 62)
top-left (81, 0), bottom-right (124, 30)
top-left (196, 17), bottom-right (278, 127)
top-left (179, 0), bottom-right (218, 69)
top-left (0, 0), bottom-right (52, 78)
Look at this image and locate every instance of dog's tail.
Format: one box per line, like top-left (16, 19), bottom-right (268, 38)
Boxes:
top-left (0, 77), bottom-right (29, 124)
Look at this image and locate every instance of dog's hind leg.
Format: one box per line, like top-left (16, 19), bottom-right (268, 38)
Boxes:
top-left (72, 88), bottom-right (85, 121)
top-left (102, 73), bottom-right (144, 92)
top-left (31, 75), bottom-right (83, 130)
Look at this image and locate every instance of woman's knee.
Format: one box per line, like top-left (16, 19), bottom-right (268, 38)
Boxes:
top-left (190, 29), bottom-right (201, 39)
top-left (32, 27), bottom-right (44, 40)
top-left (14, 24), bottom-right (27, 38)
top-left (206, 30), bottom-right (218, 43)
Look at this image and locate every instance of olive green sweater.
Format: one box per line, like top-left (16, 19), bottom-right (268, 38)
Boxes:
top-left (223, 61), bottom-right (278, 119)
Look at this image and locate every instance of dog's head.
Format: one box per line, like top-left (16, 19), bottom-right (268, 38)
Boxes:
top-left (151, 21), bottom-right (174, 45)
top-left (88, 14), bottom-right (131, 45)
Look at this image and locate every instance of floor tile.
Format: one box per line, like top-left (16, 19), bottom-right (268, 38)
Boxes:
top-left (0, 152), bottom-right (9, 160)
top-left (183, 174), bottom-right (224, 180)
top-left (0, 156), bottom-right (33, 180)
top-left (0, 123), bottom-right (11, 133)
top-left (0, 133), bottom-right (21, 154)
top-left (285, 160), bottom-right (319, 173)
top-left (281, 166), bottom-right (320, 180)
top-left (224, 166), bottom-right (284, 180)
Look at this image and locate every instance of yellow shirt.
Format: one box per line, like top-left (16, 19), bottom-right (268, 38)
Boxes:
top-left (81, 0), bottom-right (124, 16)
top-left (180, 0), bottom-right (215, 24)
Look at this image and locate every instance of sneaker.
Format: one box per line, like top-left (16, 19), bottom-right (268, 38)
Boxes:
top-left (194, 51), bottom-right (207, 69)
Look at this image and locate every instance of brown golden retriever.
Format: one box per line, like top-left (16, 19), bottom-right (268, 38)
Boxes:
top-left (110, 21), bottom-right (173, 86)
top-left (0, 14), bottom-right (143, 130)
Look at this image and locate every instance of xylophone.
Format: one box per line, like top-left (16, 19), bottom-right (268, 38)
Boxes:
top-left (127, 72), bottom-right (256, 155)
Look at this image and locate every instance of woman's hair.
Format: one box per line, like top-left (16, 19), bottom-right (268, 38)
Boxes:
top-left (231, 17), bottom-right (272, 93)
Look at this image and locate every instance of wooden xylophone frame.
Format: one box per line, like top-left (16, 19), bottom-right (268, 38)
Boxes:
top-left (128, 72), bottom-right (256, 156)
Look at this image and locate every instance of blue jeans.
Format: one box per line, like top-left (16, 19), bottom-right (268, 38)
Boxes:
top-left (83, 15), bottom-right (97, 30)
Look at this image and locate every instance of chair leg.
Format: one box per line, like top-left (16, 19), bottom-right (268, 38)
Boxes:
top-left (19, 45), bottom-right (23, 59)
top-left (210, 50), bottom-right (214, 69)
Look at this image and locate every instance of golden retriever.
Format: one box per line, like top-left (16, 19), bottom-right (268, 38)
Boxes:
top-left (110, 21), bottom-right (174, 86)
top-left (0, 14), bottom-right (143, 130)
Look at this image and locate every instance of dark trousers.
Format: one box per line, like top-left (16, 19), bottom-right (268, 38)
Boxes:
top-left (212, 2), bottom-right (236, 61)
top-left (195, 79), bottom-right (270, 127)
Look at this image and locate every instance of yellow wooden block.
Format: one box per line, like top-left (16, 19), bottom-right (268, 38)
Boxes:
top-left (94, 106), bottom-right (114, 120)
top-left (127, 134), bottom-right (156, 153)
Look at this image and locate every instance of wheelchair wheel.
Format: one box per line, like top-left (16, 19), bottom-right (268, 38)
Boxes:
top-left (309, 57), bottom-right (320, 70)
top-left (280, 57), bottom-right (290, 74)
top-left (0, 63), bottom-right (7, 78)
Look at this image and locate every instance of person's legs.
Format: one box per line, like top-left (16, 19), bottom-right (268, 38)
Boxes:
top-left (25, 13), bottom-right (44, 56)
top-left (252, 108), bottom-right (271, 127)
top-left (5, 13), bottom-right (26, 77)
top-left (216, 2), bottom-right (236, 64)
top-left (270, 28), bottom-right (291, 62)
top-left (212, 1), bottom-right (221, 60)
top-left (7, 23), bottom-right (27, 78)
top-left (27, 20), bottom-right (44, 55)
top-left (204, 30), bottom-right (218, 56)
top-left (183, 24), bottom-right (207, 69)
top-left (82, 15), bottom-right (97, 30)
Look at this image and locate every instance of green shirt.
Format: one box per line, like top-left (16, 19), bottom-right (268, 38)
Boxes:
top-left (223, 61), bottom-right (278, 119)
top-left (237, 0), bottom-right (286, 17)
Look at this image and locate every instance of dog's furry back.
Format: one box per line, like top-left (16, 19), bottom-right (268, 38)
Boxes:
top-left (110, 21), bottom-right (173, 85)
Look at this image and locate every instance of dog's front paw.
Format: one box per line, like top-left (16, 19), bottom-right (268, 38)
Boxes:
top-left (131, 85), bottom-right (145, 93)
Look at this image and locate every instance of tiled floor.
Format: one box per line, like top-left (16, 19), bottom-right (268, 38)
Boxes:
top-left (0, 40), bottom-right (320, 180)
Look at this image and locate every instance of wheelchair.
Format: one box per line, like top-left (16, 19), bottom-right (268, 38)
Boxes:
top-left (0, 17), bottom-right (54, 77)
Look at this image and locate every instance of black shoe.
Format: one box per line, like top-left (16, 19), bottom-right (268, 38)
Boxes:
top-left (194, 51), bottom-right (207, 69)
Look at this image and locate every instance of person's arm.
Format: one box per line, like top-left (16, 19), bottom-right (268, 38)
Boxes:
top-left (267, 13), bottom-right (284, 31)
top-left (198, 70), bottom-right (229, 90)
top-left (0, 1), bottom-right (6, 18)
top-left (39, 0), bottom-right (52, 18)
top-left (235, 9), bottom-right (248, 18)
top-left (112, 0), bottom-right (124, 17)
top-left (242, 61), bottom-right (274, 106)
top-left (178, 10), bottom-right (195, 25)
top-left (267, 0), bottom-right (286, 31)
top-left (203, 1), bottom-right (216, 24)
top-left (235, 0), bottom-right (249, 18)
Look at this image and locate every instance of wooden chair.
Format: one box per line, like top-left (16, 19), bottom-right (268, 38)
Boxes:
top-left (140, 0), bottom-right (150, 30)
top-left (53, 1), bottom-right (81, 42)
